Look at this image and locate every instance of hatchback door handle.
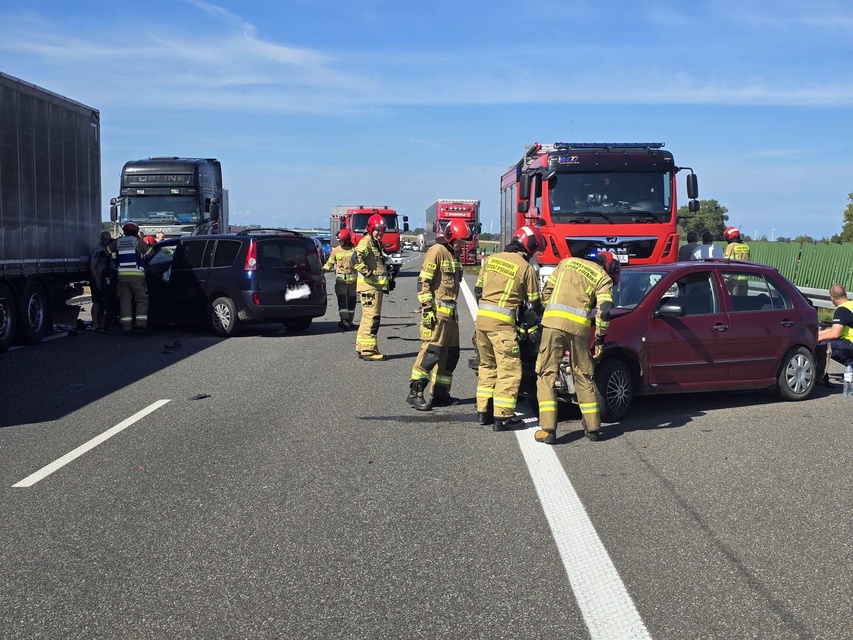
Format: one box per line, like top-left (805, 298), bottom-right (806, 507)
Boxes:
top-left (713, 323), bottom-right (729, 332)
top-left (780, 319), bottom-right (794, 327)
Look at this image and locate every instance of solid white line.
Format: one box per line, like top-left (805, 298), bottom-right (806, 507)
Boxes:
top-left (12, 399), bottom-right (171, 488)
top-left (460, 279), bottom-right (650, 639)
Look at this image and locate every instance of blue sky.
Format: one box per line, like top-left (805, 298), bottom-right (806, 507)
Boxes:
top-left (2, 0), bottom-right (852, 240)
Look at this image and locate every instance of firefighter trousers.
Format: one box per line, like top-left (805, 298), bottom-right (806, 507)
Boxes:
top-left (335, 281), bottom-right (357, 323)
top-left (118, 275), bottom-right (149, 332)
top-left (356, 288), bottom-right (383, 355)
top-left (411, 315), bottom-right (460, 395)
top-left (475, 327), bottom-right (521, 418)
top-left (535, 327), bottom-right (600, 433)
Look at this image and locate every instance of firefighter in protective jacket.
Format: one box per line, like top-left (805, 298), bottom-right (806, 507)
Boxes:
top-left (407, 219), bottom-right (471, 411)
top-left (723, 226), bottom-right (750, 295)
top-left (106, 221), bottom-right (154, 336)
top-left (324, 229), bottom-right (358, 330)
top-left (474, 226), bottom-right (543, 431)
top-left (534, 251), bottom-right (620, 444)
top-left (354, 214), bottom-right (390, 360)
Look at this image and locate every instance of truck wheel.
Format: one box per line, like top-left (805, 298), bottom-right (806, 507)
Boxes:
top-left (594, 358), bottom-right (634, 423)
top-left (0, 283), bottom-right (16, 351)
top-left (209, 296), bottom-right (242, 337)
top-left (283, 316), bottom-right (312, 332)
top-left (776, 346), bottom-right (815, 401)
top-left (18, 280), bottom-right (50, 345)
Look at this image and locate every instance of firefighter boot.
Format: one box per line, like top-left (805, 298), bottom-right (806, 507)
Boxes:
top-left (493, 415), bottom-right (524, 432)
top-left (407, 380), bottom-right (432, 411)
top-left (534, 429), bottom-right (557, 445)
top-left (430, 386), bottom-right (460, 407)
top-left (477, 399), bottom-right (494, 425)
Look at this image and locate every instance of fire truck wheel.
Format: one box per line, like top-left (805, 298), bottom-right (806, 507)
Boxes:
top-left (0, 283), bottom-right (16, 351)
top-left (209, 296), bottom-right (243, 337)
top-left (594, 358), bottom-right (634, 423)
top-left (18, 280), bottom-right (50, 345)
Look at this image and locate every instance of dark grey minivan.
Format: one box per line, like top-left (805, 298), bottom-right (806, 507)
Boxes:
top-left (146, 229), bottom-right (327, 336)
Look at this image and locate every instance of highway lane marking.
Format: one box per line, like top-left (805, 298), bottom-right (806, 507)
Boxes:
top-left (460, 279), bottom-right (651, 639)
top-left (12, 400), bottom-right (171, 488)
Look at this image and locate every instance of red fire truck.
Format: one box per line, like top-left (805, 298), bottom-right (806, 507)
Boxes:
top-left (330, 205), bottom-right (409, 279)
top-left (500, 142), bottom-right (699, 282)
top-left (424, 199), bottom-right (482, 265)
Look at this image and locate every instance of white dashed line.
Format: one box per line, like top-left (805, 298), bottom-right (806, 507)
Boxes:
top-left (12, 399), bottom-right (171, 488)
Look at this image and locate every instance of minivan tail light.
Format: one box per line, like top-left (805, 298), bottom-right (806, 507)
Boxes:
top-left (245, 241), bottom-right (257, 271)
top-left (252, 292), bottom-right (261, 305)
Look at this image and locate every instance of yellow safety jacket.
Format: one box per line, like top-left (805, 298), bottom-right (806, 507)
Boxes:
top-left (837, 300), bottom-right (853, 343)
top-left (354, 235), bottom-right (389, 292)
top-left (323, 245), bottom-right (358, 284)
top-left (418, 242), bottom-right (462, 319)
top-left (725, 242), bottom-right (750, 261)
top-left (541, 257), bottom-right (614, 340)
top-left (474, 251), bottom-right (541, 331)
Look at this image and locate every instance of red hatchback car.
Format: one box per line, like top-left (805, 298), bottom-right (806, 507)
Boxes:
top-left (539, 260), bottom-right (819, 422)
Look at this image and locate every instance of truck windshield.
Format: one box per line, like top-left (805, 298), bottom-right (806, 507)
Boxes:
top-left (548, 172), bottom-right (672, 222)
top-left (119, 196), bottom-right (202, 225)
top-left (351, 213), bottom-right (400, 233)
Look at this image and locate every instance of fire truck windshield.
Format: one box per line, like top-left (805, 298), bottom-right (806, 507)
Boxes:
top-left (351, 213), bottom-right (400, 233)
top-left (119, 196), bottom-right (202, 225)
top-left (548, 172), bottom-right (671, 222)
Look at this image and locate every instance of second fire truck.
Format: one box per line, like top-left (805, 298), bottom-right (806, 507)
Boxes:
top-left (424, 199), bottom-right (482, 265)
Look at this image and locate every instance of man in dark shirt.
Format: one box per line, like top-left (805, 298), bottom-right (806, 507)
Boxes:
top-left (817, 284), bottom-right (853, 385)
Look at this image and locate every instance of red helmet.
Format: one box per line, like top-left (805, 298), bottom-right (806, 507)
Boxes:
top-left (122, 221), bottom-right (139, 236)
top-left (443, 219), bottom-right (472, 243)
top-left (143, 235), bottom-right (156, 246)
top-left (337, 229), bottom-right (351, 243)
top-left (366, 214), bottom-right (387, 234)
top-left (513, 225), bottom-right (545, 254)
top-left (595, 251), bottom-right (621, 284)
top-left (723, 226), bottom-right (740, 242)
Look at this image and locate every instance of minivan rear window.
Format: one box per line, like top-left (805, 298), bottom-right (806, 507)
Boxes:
top-left (213, 240), bottom-right (241, 268)
top-left (257, 238), bottom-right (320, 271)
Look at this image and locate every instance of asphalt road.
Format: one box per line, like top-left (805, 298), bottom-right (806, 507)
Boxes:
top-left (1, 253), bottom-right (851, 639)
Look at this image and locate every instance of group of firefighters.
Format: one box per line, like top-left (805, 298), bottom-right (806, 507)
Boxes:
top-left (323, 213), bottom-right (622, 444)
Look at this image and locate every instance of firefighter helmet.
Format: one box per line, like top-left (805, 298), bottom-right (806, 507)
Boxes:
top-left (723, 226), bottom-right (741, 242)
top-left (122, 221), bottom-right (140, 236)
top-left (366, 214), bottom-right (387, 234)
top-left (337, 228), bottom-right (351, 243)
top-left (595, 251), bottom-right (621, 284)
top-left (513, 225), bottom-right (545, 254)
top-left (443, 219), bottom-right (472, 243)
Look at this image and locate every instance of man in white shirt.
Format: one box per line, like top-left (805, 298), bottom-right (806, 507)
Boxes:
top-left (692, 231), bottom-right (724, 259)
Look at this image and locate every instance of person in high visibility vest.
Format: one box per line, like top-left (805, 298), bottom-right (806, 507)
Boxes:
top-left (323, 229), bottom-right (359, 330)
top-left (817, 284), bottom-right (853, 380)
top-left (407, 219), bottom-right (471, 411)
top-left (723, 226), bottom-right (750, 295)
top-left (534, 251), bottom-right (620, 444)
top-left (353, 214), bottom-right (391, 361)
top-left (474, 226), bottom-right (543, 431)
top-left (106, 222), bottom-right (154, 336)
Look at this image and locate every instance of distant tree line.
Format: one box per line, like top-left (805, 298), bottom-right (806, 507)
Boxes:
top-left (678, 193), bottom-right (853, 244)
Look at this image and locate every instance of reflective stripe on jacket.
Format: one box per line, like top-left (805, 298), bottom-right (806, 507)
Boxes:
top-left (541, 257), bottom-right (613, 338)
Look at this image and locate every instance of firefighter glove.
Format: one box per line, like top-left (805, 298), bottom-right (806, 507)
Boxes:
top-left (422, 310), bottom-right (437, 330)
top-left (591, 344), bottom-right (604, 363)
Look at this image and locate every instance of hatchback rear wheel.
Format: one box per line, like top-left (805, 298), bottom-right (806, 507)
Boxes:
top-left (776, 346), bottom-right (815, 400)
top-left (209, 296), bottom-right (243, 337)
